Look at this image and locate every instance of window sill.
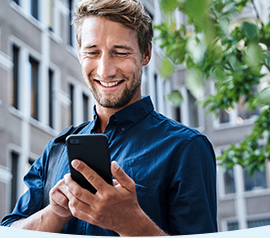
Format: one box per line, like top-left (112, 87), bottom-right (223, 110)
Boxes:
top-left (9, 106), bottom-right (59, 137)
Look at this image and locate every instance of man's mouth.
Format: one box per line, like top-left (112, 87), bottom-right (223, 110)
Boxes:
top-left (97, 80), bottom-right (124, 88)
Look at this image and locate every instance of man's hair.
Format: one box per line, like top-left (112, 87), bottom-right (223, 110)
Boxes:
top-left (72, 0), bottom-right (153, 54)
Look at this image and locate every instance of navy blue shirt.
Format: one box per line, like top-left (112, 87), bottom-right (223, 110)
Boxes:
top-left (1, 96), bottom-right (217, 235)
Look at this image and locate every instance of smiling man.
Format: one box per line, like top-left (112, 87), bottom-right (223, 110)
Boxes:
top-left (1, 0), bottom-right (217, 236)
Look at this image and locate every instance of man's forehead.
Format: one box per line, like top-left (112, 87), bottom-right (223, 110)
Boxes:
top-left (81, 16), bottom-right (139, 48)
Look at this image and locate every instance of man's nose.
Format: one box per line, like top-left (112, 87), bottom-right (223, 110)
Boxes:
top-left (97, 54), bottom-right (117, 80)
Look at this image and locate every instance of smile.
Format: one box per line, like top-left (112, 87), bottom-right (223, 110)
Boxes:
top-left (97, 80), bottom-right (124, 88)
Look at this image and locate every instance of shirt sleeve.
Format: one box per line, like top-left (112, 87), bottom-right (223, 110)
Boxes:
top-left (168, 135), bottom-right (217, 235)
top-left (0, 139), bottom-right (54, 227)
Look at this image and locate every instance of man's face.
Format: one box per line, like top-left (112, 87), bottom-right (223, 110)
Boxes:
top-left (79, 16), bottom-right (151, 109)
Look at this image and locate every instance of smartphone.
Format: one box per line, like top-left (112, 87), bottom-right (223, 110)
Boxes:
top-left (66, 134), bottom-right (112, 193)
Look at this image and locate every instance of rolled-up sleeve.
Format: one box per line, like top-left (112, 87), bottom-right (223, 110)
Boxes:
top-left (168, 135), bottom-right (217, 235)
top-left (1, 139), bottom-right (54, 227)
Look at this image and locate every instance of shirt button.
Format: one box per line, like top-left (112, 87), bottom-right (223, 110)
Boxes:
top-left (121, 127), bottom-right (125, 132)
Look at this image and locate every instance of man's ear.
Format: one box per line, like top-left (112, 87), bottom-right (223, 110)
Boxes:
top-left (142, 42), bottom-right (152, 66)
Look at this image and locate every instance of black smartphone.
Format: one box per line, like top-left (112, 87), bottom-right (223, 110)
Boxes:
top-left (66, 134), bottom-right (112, 193)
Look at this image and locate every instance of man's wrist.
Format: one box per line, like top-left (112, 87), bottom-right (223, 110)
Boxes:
top-left (117, 208), bottom-right (167, 237)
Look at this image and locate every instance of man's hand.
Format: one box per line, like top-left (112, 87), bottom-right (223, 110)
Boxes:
top-left (49, 179), bottom-right (73, 219)
top-left (11, 179), bottom-right (73, 232)
top-left (64, 160), bottom-right (167, 236)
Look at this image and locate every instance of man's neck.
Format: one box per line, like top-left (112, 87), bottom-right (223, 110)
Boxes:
top-left (95, 106), bottom-right (119, 133)
top-left (95, 96), bottom-right (142, 134)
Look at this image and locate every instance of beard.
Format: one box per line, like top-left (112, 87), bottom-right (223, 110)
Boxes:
top-left (85, 69), bottom-right (142, 109)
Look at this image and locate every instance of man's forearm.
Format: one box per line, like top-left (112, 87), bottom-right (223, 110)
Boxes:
top-left (116, 208), bottom-right (168, 237)
top-left (11, 205), bottom-right (71, 233)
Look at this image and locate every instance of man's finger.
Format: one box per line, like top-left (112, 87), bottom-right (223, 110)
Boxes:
top-left (70, 160), bottom-right (110, 194)
top-left (64, 173), bottom-right (96, 204)
top-left (111, 161), bottom-right (135, 192)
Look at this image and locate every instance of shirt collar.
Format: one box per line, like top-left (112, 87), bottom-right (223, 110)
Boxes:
top-left (90, 96), bottom-right (154, 134)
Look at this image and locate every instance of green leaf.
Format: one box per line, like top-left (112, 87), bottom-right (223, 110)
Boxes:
top-left (166, 90), bottom-right (183, 107)
top-left (245, 43), bottom-right (263, 67)
top-left (186, 69), bottom-right (205, 99)
top-left (257, 87), bottom-right (270, 105)
top-left (159, 0), bottom-right (179, 13)
top-left (241, 21), bottom-right (259, 41)
top-left (160, 58), bottom-right (174, 78)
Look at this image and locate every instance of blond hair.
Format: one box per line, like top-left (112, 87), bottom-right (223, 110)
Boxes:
top-left (72, 0), bottom-right (153, 54)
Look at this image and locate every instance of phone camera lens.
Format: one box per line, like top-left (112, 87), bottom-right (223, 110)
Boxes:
top-left (69, 138), bottom-right (80, 145)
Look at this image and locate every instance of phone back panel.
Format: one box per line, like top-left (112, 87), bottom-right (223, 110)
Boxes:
top-left (66, 134), bottom-right (112, 193)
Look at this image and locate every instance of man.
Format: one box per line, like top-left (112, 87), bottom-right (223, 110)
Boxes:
top-left (1, 0), bottom-right (217, 236)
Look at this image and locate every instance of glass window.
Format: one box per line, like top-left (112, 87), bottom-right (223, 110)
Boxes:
top-left (48, 69), bottom-right (54, 128)
top-left (154, 73), bottom-right (158, 111)
top-left (244, 169), bottom-right (267, 191)
top-left (174, 107), bottom-right (182, 123)
top-left (10, 151), bottom-right (19, 212)
top-left (13, 0), bottom-right (20, 5)
top-left (142, 66), bottom-right (149, 96)
top-left (29, 56), bottom-right (39, 120)
top-left (187, 90), bottom-right (199, 128)
top-left (219, 109), bottom-right (230, 124)
top-left (68, 0), bottom-right (74, 46)
top-left (31, 0), bottom-right (39, 20)
top-left (48, 0), bottom-right (54, 31)
top-left (237, 95), bottom-right (260, 124)
top-left (224, 168), bottom-right (236, 194)
top-left (227, 222), bottom-right (239, 231)
top-left (23, 159), bottom-right (35, 193)
top-left (12, 44), bottom-right (20, 110)
top-left (248, 219), bottom-right (270, 228)
top-left (69, 84), bottom-right (74, 125)
top-left (83, 93), bottom-right (89, 122)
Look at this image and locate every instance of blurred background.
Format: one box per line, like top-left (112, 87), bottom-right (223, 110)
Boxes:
top-left (0, 0), bottom-right (270, 232)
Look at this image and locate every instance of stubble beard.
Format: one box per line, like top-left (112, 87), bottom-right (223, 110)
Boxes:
top-left (85, 70), bottom-right (142, 109)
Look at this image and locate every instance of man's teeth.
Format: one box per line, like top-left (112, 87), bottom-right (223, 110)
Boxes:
top-left (99, 81), bottom-right (120, 87)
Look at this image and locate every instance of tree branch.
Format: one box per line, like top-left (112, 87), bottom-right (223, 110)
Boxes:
top-left (251, 0), bottom-right (266, 39)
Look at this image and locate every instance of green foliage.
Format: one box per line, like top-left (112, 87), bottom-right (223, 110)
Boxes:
top-left (156, 0), bottom-right (270, 175)
top-left (166, 90), bottom-right (183, 107)
top-left (160, 58), bottom-right (174, 78)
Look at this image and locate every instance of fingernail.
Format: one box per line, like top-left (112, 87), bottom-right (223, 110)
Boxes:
top-left (72, 160), bottom-right (79, 169)
top-left (113, 161), bottom-right (119, 171)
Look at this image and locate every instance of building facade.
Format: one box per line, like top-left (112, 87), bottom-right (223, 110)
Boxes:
top-left (0, 0), bottom-right (270, 232)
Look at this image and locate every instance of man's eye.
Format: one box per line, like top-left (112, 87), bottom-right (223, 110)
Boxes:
top-left (87, 51), bottom-right (98, 55)
top-left (114, 52), bottom-right (129, 57)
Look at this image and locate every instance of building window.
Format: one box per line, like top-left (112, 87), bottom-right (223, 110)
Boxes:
top-left (237, 95), bottom-right (260, 124)
top-left (48, 0), bottom-right (54, 31)
top-left (244, 169), bottom-right (267, 191)
top-left (23, 159), bottom-right (35, 193)
top-left (30, 0), bottom-right (39, 20)
top-left (154, 73), bottom-right (158, 111)
top-left (142, 66), bottom-right (149, 96)
top-left (68, 0), bottom-right (74, 46)
top-left (219, 109), bottom-right (231, 124)
top-left (12, 44), bottom-right (20, 110)
top-left (29, 56), bottom-right (39, 120)
top-left (248, 219), bottom-right (270, 228)
top-left (174, 107), bottom-right (182, 123)
top-left (224, 168), bottom-right (236, 194)
top-left (144, 6), bottom-right (154, 20)
top-left (10, 151), bottom-right (19, 212)
top-left (83, 93), bottom-right (89, 122)
top-left (69, 84), bottom-right (74, 125)
top-left (227, 222), bottom-right (239, 231)
top-left (12, 0), bottom-right (20, 5)
top-left (187, 90), bottom-right (199, 128)
top-left (48, 69), bottom-right (54, 128)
